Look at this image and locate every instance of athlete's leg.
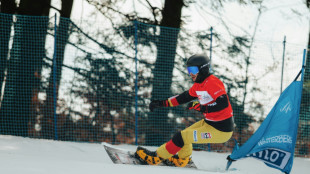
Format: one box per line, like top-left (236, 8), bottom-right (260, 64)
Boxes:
top-left (156, 119), bottom-right (206, 159)
top-left (181, 120), bottom-right (233, 145)
top-left (177, 119), bottom-right (232, 158)
top-left (156, 119), bottom-right (232, 167)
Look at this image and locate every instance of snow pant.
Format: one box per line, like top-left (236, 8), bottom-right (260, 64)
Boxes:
top-left (156, 119), bottom-right (233, 159)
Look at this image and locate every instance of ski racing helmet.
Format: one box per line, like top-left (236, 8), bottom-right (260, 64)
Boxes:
top-left (186, 54), bottom-right (211, 83)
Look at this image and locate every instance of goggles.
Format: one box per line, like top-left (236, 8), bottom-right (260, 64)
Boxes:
top-left (187, 66), bottom-right (199, 75)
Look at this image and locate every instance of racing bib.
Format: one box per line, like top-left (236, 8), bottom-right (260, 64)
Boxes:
top-left (196, 91), bottom-right (213, 105)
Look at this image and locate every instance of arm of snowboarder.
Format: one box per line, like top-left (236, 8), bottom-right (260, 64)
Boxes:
top-left (187, 94), bottom-right (229, 113)
top-left (149, 91), bottom-right (196, 112)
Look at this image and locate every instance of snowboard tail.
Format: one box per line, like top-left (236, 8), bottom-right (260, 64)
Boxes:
top-left (104, 144), bottom-right (142, 165)
top-left (103, 144), bottom-right (197, 169)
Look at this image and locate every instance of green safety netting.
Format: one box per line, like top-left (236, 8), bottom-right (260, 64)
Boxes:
top-left (0, 13), bottom-right (309, 157)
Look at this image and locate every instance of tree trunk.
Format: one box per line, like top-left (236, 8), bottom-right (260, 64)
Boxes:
top-left (299, 24), bottom-right (310, 128)
top-left (0, 0), bottom-right (51, 136)
top-left (42, 0), bottom-right (74, 139)
top-left (0, 0), bottom-right (16, 106)
top-left (146, 0), bottom-right (184, 146)
top-left (299, 1), bottom-right (310, 125)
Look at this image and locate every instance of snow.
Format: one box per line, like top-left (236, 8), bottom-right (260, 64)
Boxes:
top-left (0, 135), bottom-right (309, 174)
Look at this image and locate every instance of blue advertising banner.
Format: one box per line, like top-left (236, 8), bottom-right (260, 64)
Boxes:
top-left (227, 81), bottom-right (303, 174)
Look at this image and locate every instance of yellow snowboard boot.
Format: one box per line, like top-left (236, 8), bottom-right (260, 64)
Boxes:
top-left (163, 155), bottom-right (191, 167)
top-left (135, 146), bottom-right (163, 165)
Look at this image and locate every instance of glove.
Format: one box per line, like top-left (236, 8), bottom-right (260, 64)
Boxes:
top-left (149, 100), bottom-right (166, 112)
top-left (187, 101), bottom-right (201, 111)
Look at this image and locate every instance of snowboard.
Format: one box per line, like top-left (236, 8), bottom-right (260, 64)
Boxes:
top-left (103, 143), bottom-right (197, 169)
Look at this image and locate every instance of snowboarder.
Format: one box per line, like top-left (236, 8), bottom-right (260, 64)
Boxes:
top-left (135, 54), bottom-right (234, 167)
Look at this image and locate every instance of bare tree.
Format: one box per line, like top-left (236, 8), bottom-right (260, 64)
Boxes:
top-left (0, 0), bottom-right (16, 100)
top-left (0, 0), bottom-right (51, 136)
top-left (42, 0), bottom-right (74, 139)
top-left (147, 0), bottom-right (185, 145)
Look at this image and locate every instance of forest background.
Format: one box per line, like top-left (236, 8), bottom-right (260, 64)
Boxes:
top-left (0, 0), bottom-right (309, 157)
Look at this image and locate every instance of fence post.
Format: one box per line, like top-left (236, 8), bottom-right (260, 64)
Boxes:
top-left (134, 21), bottom-right (138, 145)
top-left (280, 35), bottom-right (286, 94)
top-left (53, 14), bottom-right (58, 140)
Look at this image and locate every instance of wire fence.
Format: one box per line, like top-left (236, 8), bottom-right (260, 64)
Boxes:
top-left (0, 13), bottom-right (309, 157)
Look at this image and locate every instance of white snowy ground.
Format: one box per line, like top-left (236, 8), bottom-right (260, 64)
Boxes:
top-left (0, 135), bottom-right (309, 174)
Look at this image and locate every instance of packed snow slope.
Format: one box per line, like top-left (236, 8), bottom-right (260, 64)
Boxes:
top-left (0, 135), bottom-right (309, 174)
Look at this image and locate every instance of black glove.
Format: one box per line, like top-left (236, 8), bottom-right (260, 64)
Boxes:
top-left (187, 101), bottom-right (207, 113)
top-left (149, 100), bottom-right (166, 112)
top-left (187, 101), bottom-right (201, 111)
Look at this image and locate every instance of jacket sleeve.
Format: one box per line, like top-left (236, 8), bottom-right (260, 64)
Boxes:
top-left (200, 94), bottom-right (229, 113)
top-left (164, 90), bottom-right (197, 107)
